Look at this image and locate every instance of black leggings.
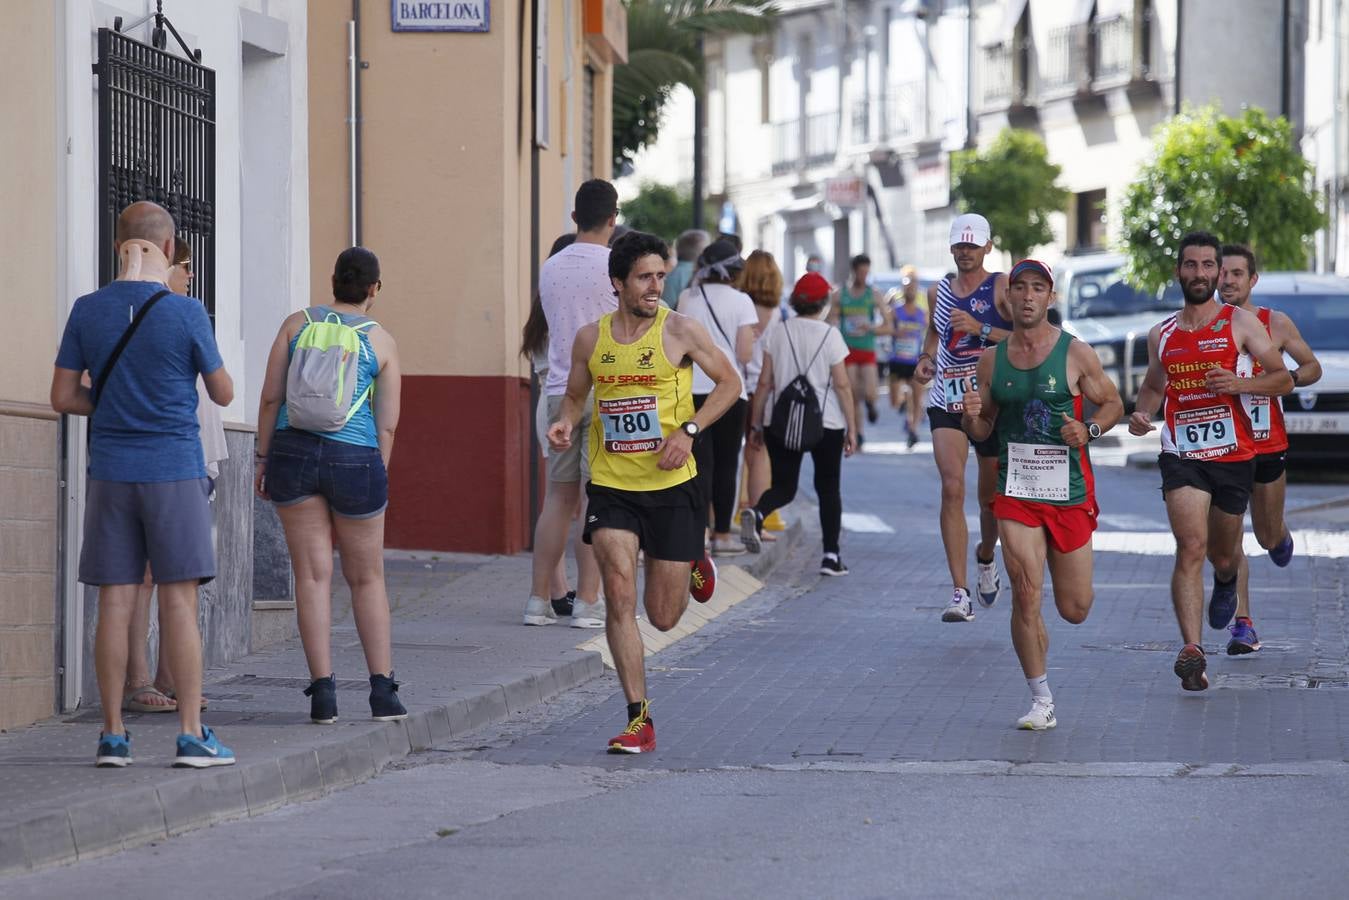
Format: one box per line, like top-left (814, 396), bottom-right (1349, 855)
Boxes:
top-left (692, 395), bottom-right (747, 533)
top-left (755, 428), bottom-right (845, 555)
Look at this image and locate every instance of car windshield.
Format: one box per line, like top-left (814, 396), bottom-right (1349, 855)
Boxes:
top-left (1252, 292), bottom-right (1349, 351)
top-left (1067, 268), bottom-right (1179, 319)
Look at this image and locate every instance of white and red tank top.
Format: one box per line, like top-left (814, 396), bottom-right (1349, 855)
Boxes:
top-left (1157, 305), bottom-right (1256, 462)
top-left (1239, 307), bottom-right (1289, 455)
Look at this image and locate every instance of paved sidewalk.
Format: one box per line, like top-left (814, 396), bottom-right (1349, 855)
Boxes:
top-left (0, 519), bottom-right (799, 876)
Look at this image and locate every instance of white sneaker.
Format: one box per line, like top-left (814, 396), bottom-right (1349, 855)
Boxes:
top-left (976, 558), bottom-right (1002, 608)
top-left (522, 595), bottom-right (557, 626)
top-left (941, 588), bottom-right (975, 622)
top-left (1016, 700), bottom-right (1057, 731)
top-left (711, 537), bottom-right (746, 557)
top-left (739, 509), bottom-right (762, 554)
top-left (571, 595), bottom-right (606, 629)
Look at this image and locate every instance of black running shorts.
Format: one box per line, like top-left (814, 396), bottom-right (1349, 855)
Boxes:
top-left (583, 479), bottom-right (704, 562)
top-left (928, 407), bottom-right (999, 458)
top-left (1157, 453), bottom-right (1256, 516)
top-left (1253, 451), bottom-right (1287, 485)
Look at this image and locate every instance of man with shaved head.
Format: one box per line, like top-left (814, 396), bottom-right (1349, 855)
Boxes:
top-left (52, 201), bottom-right (238, 769)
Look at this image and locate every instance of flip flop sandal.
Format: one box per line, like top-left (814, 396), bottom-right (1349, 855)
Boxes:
top-left (124, 685), bottom-right (177, 713)
top-left (162, 688), bottom-right (209, 711)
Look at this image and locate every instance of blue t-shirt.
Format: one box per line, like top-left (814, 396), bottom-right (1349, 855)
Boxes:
top-left (55, 280), bottom-right (223, 482)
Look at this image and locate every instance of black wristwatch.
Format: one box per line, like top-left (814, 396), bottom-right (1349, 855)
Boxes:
top-left (1087, 422), bottom-right (1102, 441)
top-left (1291, 369), bottom-right (1301, 388)
top-left (680, 421), bottom-right (700, 438)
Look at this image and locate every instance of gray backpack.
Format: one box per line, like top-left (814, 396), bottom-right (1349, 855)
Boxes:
top-left (285, 308), bottom-right (377, 433)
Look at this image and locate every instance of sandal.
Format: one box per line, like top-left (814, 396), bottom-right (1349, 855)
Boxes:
top-left (162, 687), bottom-right (209, 711)
top-left (124, 684), bottom-right (177, 713)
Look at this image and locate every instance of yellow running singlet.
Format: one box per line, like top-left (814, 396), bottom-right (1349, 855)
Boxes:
top-left (587, 306), bottom-right (697, 491)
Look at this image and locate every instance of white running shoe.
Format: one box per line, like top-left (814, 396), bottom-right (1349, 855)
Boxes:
top-left (976, 558), bottom-right (1002, 608)
top-left (1016, 700), bottom-right (1057, 731)
top-left (941, 588), bottom-right (975, 622)
top-left (711, 537), bottom-right (746, 557)
top-left (570, 595), bottom-right (606, 629)
top-left (739, 509), bottom-right (762, 554)
top-left (522, 595), bottom-right (557, 626)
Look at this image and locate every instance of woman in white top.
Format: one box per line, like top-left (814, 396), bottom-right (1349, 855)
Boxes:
top-left (677, 240), bottom-right (758, 555)
top-left (737, 250), bottom-right (785, 530)
top-left (742, 272), bottom-right (858, 576)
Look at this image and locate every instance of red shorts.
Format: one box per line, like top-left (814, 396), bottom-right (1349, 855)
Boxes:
top-left (845, 348), bottom-right (877, 366)
top-left (992, 494), bottom-right (1099, 554)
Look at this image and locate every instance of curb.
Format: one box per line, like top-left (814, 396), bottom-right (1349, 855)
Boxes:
top-left (0, 654), bottom-right (603, 876)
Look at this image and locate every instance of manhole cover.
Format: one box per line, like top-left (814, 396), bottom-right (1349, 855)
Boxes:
top-left (1214, 674), bottom-right (1349, 690)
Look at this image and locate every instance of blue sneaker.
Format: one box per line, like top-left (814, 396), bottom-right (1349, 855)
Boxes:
top-left (1227, 617), bottom-right (1261, 655)
top-left (95, 730), bottom-right (132, 767)
top-left (1269, 533), bottom-right (1294, 568)
top-left (1207, 575), bottom-right (1238, 629)
top-left (173, 725), bottom-right (236, 768)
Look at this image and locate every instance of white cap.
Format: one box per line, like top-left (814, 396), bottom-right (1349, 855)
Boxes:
top-left (949, 213), bottom-right (991, 247)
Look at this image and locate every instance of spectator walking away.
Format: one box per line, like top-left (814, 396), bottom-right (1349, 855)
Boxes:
top-left (679, 240), bottom-right (758, 555)
top-left (521, 233), bottom-right (580, 615)
top-left (123, 236), bottom-right (226, 714)
top-left (51, 200), bottom-right (236, 768)
top-left (737, 249), bottom-right (787, 536)
top-left (527, 179), bottom-right (619, 628)
top-left (254, 246), bottom-right (408, 726)
top-left (742, 272), bottom-right (858, 575)
top-left (662, 229), bottom-right (709, 309)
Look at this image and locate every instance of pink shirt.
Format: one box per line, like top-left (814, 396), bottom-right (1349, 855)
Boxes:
top-left (540, 242), bottom-right (616, 396)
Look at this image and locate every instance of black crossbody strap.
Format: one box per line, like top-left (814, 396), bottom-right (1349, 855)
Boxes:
top-left (699, 285), bottom-right (735, 350)
top-left (93, 289), bottom-right (170, 406)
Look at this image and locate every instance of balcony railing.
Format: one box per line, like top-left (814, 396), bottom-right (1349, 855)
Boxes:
top-left (979, 41), bottom-right (1020, 110)
top-left (771, 110), bottom-right (839, 174)
top-left (851, 82), bottom-right (924, 145)
top-left (1041, 15), bottom-right (1152, 97)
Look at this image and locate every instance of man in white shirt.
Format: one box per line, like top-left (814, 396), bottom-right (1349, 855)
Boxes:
top-left (525, 180), bottom-right (619, 628)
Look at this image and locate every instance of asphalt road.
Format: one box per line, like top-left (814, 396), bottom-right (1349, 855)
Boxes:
top-left (8, 411), bottom-right (1349, 899)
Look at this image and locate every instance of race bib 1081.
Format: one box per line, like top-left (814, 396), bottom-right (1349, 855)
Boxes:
top-left (943, 361), bottom-right (978, 413)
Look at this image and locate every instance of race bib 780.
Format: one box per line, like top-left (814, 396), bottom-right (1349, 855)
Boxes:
top-left (600, 395), bottom-right (663, 453)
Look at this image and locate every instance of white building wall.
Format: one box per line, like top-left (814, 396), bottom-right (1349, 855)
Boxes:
top-left (1303, 0), bottom-right (1347, 274)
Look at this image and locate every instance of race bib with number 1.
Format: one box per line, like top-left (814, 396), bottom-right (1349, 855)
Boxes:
top-left (943, 361), bottom-right (978, 413)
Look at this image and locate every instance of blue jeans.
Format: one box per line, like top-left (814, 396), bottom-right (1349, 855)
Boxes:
top-left (267, 429), bottom-right (388, 518)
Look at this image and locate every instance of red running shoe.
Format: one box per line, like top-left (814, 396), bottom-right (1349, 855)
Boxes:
top-left (1174, 643), bottom-right (1208, 691)
top-left (607, 701), bottom-right (656, 754)
top-left (690, 553), bottom-right (717, 603)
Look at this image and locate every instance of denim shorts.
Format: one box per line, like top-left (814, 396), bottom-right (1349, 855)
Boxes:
top-left (80, 478), bottom-right (215, 586)
top-left (266, 429), bottom-right (388, 518)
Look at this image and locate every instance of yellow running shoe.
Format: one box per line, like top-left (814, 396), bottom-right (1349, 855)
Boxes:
top-left (762, 510), bottom-right (787, 532)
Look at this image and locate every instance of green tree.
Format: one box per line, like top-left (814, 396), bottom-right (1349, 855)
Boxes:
top-left (614, 0), bottom-right (777, 173)
top-left (621, 182), bottom-right (693, 241)
top-left (1119, 106), bottom-right (1325, 292)
top-left (950, 128), bottom-right (1069, 261)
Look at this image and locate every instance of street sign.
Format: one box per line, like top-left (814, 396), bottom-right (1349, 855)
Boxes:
top-left (825, 175), bottom-right (865, 209)
top-left (391, 0), bottom-right (490, 33)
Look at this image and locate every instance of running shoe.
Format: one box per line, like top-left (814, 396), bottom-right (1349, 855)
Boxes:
top-left (1226, 617), bottom-right (1261, 655)
top-left (976, 557), bottom-right (1002, 608)
top-left (907, 430), bottom-right (919, 449)
top-left (690, 553), bottom-right (717, 603)
top-left (95, 730), bottom-right (132, 768)
top-left (1207, 575), bottom-right (1238, 630)
top-left (1269, 533), bottom-right (1294, 568)
top-left (369, 672), bottom-right (408, 721)
top-left (522, 595), bottom-right (557, 626)
top-left (819, 555), bottom-right (849, 576)
top-left (608, 702), bottom-right (656, 754)
top-left (941, 588), bottom-right (975, 622)
top-left (550, 591), bottom-right (575, 617)
top-left (711, 537), bottom-right (746, 557)
top-left (571, 595), bottom-right (606, 629)
top-left (1016, 700), bottom-right (1057, 731)
top-left (866, 400), bottom-right (879, 424)
top-left (762, 510), bottom-right (787, 532)
top-left (173, 725), bottom-right (236, 768)
top-left (740, 508), bottom-right (763, 554)
top-left (1173, 643), bottom-right (1209, 692)
top-left (304, 674), bottom-right (338, 724)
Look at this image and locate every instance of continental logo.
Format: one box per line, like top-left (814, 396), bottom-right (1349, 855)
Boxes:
top-left (595, 374), bottom-right (659, 385)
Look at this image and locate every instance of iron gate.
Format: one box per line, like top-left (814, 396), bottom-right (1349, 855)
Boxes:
top-left (95, 26), bottom-right (216, 321)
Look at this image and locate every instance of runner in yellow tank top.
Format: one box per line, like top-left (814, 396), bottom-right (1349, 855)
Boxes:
top-left (547, 231), bottom-right (741, 755)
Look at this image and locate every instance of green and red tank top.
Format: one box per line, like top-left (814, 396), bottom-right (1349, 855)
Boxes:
top-left (1157, 304), bottom-right (1256, 462)
top-left (990, 330), bottom-right (1093, 506)
top-left (838, 284), bottom-right (876, 352)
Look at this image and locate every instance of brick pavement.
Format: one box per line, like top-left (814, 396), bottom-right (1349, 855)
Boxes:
top-left (485, 417), bottom-right (1349, 769)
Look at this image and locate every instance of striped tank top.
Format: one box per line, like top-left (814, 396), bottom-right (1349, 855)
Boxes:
top-left (928, 273), bottom-right (1010, 413)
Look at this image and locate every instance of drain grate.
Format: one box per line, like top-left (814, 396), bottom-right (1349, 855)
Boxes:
top-left (220, 674), bottom-right (371, 691)
top-left (1214, 673), bottom-right (1349, 690)
top-left (389, 642), bottom-right (484, 653)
